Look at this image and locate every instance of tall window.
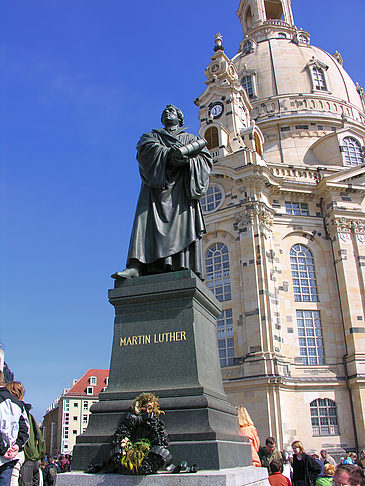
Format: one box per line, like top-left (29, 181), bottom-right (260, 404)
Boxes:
top-left (242, 75), bottom-right (254, 99)
top-left (206, 243), bottom-right (231, 302)
top-left (290, 244), bottom-right (318, 302)
top-left (310, 399), bottom-right (339, 436)
top-left (205, 126), bottom-right (219, 150)
top-left (217, 309), bottom-right (234, 367)
top-left (312, 66), bottom-right (327, 91)
top-left (296, 310), bottom-right (324, 365)
top-left (342, 137), bottom-right (363, 166)
top-left (242, 40), bottom-right (252, 54)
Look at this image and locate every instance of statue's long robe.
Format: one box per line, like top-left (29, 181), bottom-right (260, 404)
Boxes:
top-left (126, 127), bottom-right (212, 277)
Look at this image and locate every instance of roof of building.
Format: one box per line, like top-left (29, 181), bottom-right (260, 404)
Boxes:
top-left (64, 369), bottom-right (109, 398)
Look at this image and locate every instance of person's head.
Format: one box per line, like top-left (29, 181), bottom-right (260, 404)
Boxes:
top-left (312, 450), bottom-right (320, 459)
top-left (333, 465), bottom-right (365, 486)
top-left (161, 105), bottom-right (184, 128)
top-left (0, 371), bottom-right (4, 386)
top-left (270, 460), bottom-right (283, 474)
top-left (324, 464), bottom-right (336, 477)
top-left (265, 437), bottom-right (276, 453)
top-left (5, 381), bottom-right (24, 401)
top-left (321, 450), bottom-right (328, 459)
top-left (292, 440), bottom-right (305, 455)
top-left (349, 453), bottom-right (357, 461)
top-left (237, 406), bottom-right (254, 427)
top-left (361, 450), bottom-right (365, 459)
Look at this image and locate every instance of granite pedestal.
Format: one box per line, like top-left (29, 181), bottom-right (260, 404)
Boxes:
top-left (56, 468), bottom-right (270, 486)
top-left (72, 270), bottom-right (251, 471)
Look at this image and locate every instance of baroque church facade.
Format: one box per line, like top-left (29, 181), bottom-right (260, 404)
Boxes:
top-left (196, 0), bottom-right (365, 452)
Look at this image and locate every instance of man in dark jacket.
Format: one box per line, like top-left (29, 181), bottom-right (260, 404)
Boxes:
top-left (0, 373), bottom-right (30, 485)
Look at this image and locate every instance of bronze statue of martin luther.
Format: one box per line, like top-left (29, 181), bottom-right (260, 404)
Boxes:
top-left (112, 105), bottom-right (212, 280)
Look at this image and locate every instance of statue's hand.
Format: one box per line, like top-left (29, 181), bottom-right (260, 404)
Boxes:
top-left (167, 146), bottom-right (189, 167)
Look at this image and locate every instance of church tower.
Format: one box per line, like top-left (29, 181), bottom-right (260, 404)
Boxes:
top-left (197, 1), bottom-right (365, 453)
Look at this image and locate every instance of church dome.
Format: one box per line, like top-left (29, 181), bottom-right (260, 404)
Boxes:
top-left (233, 38), bottom-right (364, 116)
top-left (230, 0), bottom-right (365, 167)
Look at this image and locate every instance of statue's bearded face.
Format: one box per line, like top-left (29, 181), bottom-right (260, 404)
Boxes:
top-left (162, 106), bottom-right (179, 127)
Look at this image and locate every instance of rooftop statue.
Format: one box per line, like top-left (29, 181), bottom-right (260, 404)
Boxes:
top-left (112, 105), bottom-right (212, 280)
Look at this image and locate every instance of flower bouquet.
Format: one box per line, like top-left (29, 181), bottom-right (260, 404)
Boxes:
top-left (120, 437), bottom-right (151, 472)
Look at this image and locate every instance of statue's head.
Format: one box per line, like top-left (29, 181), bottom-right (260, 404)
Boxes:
top-left (161, 104), bottom-right (184, 127)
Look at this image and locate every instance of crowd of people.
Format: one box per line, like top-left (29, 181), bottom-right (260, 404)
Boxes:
top-left (0, 381), bottom-right (364, 486)
top-left (237, 406), bottom-right (365, 486)
top-left (0, 373), bottom-right (72, 485)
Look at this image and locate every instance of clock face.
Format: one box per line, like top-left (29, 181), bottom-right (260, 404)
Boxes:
top-left (210, 63), bottom-right (220, 74)
top-left (210, 102), bottom-right (224, 119)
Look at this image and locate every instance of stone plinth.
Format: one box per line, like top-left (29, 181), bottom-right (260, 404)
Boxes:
top-left (55, 467), bottom-right (269, 486)
top-left (72, 270), bottom-right (251, 471)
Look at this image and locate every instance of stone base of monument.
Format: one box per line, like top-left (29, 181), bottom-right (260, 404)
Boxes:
top-left (72, 271), bottom-right (252, 471)
top-left (55, 467), bottom-right (269, 486)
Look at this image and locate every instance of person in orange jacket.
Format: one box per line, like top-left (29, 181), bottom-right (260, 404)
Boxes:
top-left (237, 406), bottom-right (261, 467)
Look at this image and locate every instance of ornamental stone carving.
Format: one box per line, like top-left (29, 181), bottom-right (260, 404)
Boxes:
top-left (234, 202), bottom-right (274, 236)
top-left (326, 217), bottom-right (365, 244)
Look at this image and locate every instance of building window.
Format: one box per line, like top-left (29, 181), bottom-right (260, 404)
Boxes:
top-left (296, 310), bottom-right (325, 365)
top-left (73, 402), bottom-right (78, 408)
top-left (278, 32), bottom-right (287, 38)
top-left (298, 34), bottom-right (309, 44)
top-left (86, 387), bottom-right (93, 395)
top-left (201, 184), bottom-right (224, 213)
top-left (285, 202), bottom-right (309, 216)
top-left (342, 137), bottom-right (364, 166)
top-left (310, 399), bottom-right (339, 436)
top-left (89, 376), bottom-right (97, 386)
top-left (63, 427), bottom-right (69, 439)
top-left (64, 400), bottom-right (69, 412)
top-left (64, 413), bottom-right (69, 425)
top-left (82, 414), bottom-right (88, 424)
top-left (83, 401), bottom-right (88, 410)
top-left (206, 243), bottom-right (231, 302)
top-left (73, 430), bottom-right (77, 435)
top-left (290, 244), bottom-right (318, 302)
top-left (73, 416), bottom-right (77, 421)
top-left (242, 75), bottom-right (254, 99)
top-left (312, 66), bottom-right (327, 91)
top-left (205, 126), bottom-right (219, 151)
top-left (105, 377), bottom-right (109, 385)
top-left (217, 309), bottom-right (234, 367)
top-left (242, 39), bottom-right (252, 54)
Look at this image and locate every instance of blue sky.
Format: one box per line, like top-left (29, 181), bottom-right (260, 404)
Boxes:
top-left (2, 0), bottom-right (365, 421)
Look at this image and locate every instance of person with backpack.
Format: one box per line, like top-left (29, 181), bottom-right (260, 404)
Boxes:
top-left (19, 403), bottom-right (46, 486)
top-left (43, 458), bottom-right (60, 486)
top-left (59, 455), bottom-right (70, 473)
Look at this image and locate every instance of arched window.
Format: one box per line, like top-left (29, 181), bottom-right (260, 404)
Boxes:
top-left (312, 66), bottom-right (327, 91)
top-left (296, 310), bottom-right (324, 365)
top-left (206, 243), bottom-right (231, 302)
top-left (201, 184), bottom-right (224, 213)
top-left (205, 126), bottom-right (219, 150)
top-left (310, 399), bottom-right (339, 436)
top-left (342, 137), bottom-right (364, 166)
top-left (217, 309), bottom-right (234, 367)
top-left (245, 6), bottom-right (253, 30)
top-left (299, 34), bottom-right (309, 44)
top-left (290, 244), bottom-right (318, 302)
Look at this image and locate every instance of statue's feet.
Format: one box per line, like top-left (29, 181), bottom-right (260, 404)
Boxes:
top-left (111, 267), bottom-right (140, 279)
